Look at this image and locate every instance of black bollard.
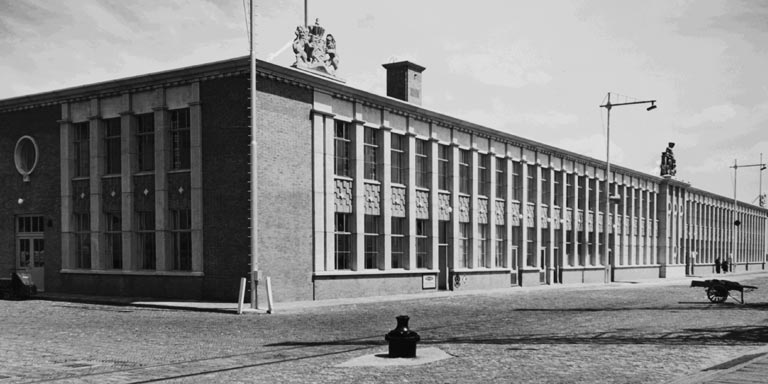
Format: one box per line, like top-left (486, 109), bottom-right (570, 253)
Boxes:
top-left (384, 315), bottom-right (420, 358)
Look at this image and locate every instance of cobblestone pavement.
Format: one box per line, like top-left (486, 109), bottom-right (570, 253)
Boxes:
top-left (2, 274), bottom-right (768, 383)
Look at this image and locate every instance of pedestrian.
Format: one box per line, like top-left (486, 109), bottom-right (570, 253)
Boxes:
top-left (715, 257), bottom-right (721, 274)
top-left (721, 258), bottom-right (728, 274)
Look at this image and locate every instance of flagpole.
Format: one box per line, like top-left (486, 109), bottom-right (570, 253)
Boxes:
top-left (249, 0), bottom-right (259, 309)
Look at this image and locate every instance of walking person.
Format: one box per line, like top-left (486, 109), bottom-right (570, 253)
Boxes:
top-left (721, 258), bottom-right (729, 274)
top-left (715, 256), bottom-right (721, 274)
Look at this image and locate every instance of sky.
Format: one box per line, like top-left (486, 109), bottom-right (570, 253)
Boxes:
top-left (1, 0), bottom-right (767, 204)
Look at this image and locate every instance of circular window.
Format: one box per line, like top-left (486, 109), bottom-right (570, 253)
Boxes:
top-left (14, 136), bottom-right (39, 182)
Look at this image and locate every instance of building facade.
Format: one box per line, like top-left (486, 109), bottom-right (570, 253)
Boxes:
top-left (1, 56), bottom-right (766, 303)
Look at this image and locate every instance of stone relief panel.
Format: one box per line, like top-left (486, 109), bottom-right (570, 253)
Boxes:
top-left (391, 186), bottom-right (406, 217)
top-left (101, 177), bottom-right (121, 213)
top-left (495, 200), bottom-right (505, 225)
top-left (364, 183), bottom-right (380, 215)
top-left (335, 179), bottom-right (353, 213)
top-left (577, 210), bottom-right (584, 231)
top-left (632, 217), bottom-right (638, 234)
top-left (608, 214), bottom-right (613, 234)
top-left (415, 190), bottom-right (429, 219)
top-left (565, 208), bottom-right (573, 231)
top-left (597, 212), bottom-right (603, 232)
top-left (511, 201), bottom-right (521, 226)
top-left (587, 211), bottom-right (593, 232)
top-left (72, 179), bottom-right (90, 213)
top-left (640, 219), bottom-right (646, 236)
top-left (525, 204), bottom-right (535, 227)
top-left (168, 172), bottom-right (191, 211)
top-left (553, 207), bottom-right (561, 229)
top-left (478, 198), bottom-right (488, 224)
top-left (459, 196), bottom-right (471, 223)
top-left (623, 216), bottom-right (630, 235)
top-left (438, 193), bottom-right (452, 221)
top-left (133, 175), bottom-right (154, 212)
top-left (540, 207), bottom-right (548, 229)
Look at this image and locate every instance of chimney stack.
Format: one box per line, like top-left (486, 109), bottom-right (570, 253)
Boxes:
top-left (382, 61), bottom-right (425, 106)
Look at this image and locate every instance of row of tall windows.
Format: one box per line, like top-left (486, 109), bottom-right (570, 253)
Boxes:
top-left (70, 108), bottom-right (192, 272)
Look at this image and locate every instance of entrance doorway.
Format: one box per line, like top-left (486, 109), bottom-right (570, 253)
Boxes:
top-left (438, 222), bottom-right (449, 290)
top-left (16, 216), bottom-right (45, 291)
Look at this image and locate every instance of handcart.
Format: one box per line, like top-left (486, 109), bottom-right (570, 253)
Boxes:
top-left (690, 279), bottom-right (757, 304)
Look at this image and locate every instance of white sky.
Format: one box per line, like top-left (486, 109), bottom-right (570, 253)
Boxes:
top-left (1, 0), bottom-right (767, 204)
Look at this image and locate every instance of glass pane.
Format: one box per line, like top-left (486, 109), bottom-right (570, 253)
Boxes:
top-left (19, 240), bottom-right (30, 267)
top-left (33, 239), bottom-right (44, 267)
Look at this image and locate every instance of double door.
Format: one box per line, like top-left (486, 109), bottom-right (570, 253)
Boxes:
top-left (16, 216), bottom-right (45, 291)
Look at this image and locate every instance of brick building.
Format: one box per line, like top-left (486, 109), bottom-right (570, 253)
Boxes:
top-left (1, 56), bottom-right (766, 303)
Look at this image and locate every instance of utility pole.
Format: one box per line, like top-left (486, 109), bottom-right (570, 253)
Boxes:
top-left (249, 0), bottom-right (259, 309)
top-left (730, 157), bottom-right (767, 271)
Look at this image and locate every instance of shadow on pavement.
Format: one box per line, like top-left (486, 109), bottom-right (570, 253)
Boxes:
top-left (266, 325), bottom-right (768, 348)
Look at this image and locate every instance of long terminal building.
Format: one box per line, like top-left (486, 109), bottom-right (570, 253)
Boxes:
top-left (1, 52), bottom-right (766, 303)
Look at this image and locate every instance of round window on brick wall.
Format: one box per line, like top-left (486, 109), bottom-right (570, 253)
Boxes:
top-left (14, 135), bottom-right (39, 182)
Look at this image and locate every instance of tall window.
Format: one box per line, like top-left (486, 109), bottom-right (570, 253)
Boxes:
top-left (391, 134), bottom-right (406, 184)
top-left (541, 169), bottom-right (550, 204)
top-left (577, 176), bottom-right (585, 210)
top-left (512, 162), bottom-right (522, 201)
top-left (526, 227), bottom-right (536, 266)
top-left (478, 154), bottom-right (490, 196)
top-left (459, 223), bottom-right (470, 268)
top-left (567, 174), bottom-right (575, 208)
top-left (478, 224), bottom-right (489, 267)
top-left (136, 210), bottom-right (155, 270)
top-left (438, 144), bottom-right (450, 191)
top-left (364, 215), bottom-right (379, 269)
top-left (170, 108), bottom-right (190, 170)
top-left (104, 118), bottom-right (121, 175)
top-left (459, 149), bottom-right (471, 194)
top-left (104, 211), bottom-right (122, 269)
top-left (496, 158), bottom-right (506, 198)
top-left (391, 218), bottom-right (406, 268)
top-left (334, 121), bottom-right (351, 177)
top-left (74, 122), bottom-right (90, 177)
top-left (170, 208), bottom-right (191, 271)
top-left (415, 139), bottom-right (429, 188)
top-left (511, 227), bottom-right (521, 270)
top-left (416, 219), bottom-right (428, 268)
top-left (334, 213), bottom-right (351, 270)
top-left (496, 224), bottom-right (506, 267)
top-left (74, 213), bottom-right (90, 269)
top-left (364, 127), bottom-right (378, 181)
top-left (136, 113), bottom-right (155, 172)
top-left (527, 164), bottom-right (536, 203)
top-left (554, 171), bottom-right (562, 206)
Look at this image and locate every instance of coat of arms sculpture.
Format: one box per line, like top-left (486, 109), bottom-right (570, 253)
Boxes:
top-left (292, 19), bottom-right (339, 78)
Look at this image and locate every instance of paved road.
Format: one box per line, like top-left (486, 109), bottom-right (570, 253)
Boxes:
top-left (2, 274), bottom-right (768, 383)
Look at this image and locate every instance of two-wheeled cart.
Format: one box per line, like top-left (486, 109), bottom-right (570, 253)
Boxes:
top-left (690, 279), bottom-right (757, 304)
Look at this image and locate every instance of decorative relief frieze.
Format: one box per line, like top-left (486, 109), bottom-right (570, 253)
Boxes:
top-left (608, 213), bottom-right (613, 234)
top-left (525, 204), bottom-right (535, 227)
top-left (391, 186), bottom-right (406, 217)
top-left (71, 179), bottom-right (90, 213)
top-left (565, 208), bottom-right (572, 231)
top-left (364, 183), bottom-right (380, 215)
top-left (632, 217), bottom-right (638, 234)
top-left (439, 193), bottom-right (452, 221)
top-left (587, 211), bottom-right (594, 232)
top-left (577, 210), bottom-right (584, 231)
top-left (335, 179), bottom-right (353, 213)
top-left (597, 212), bottom-right (604, 232)
top-left (553, 207), bottom-right (561, 230)
top-left (458, 196), bottom-right (471, 223)
top-left (495, 200), bottom-right (505, 225)
top-left (511, 201), bottom-right (521, 226)
top-left (101, 178), bottom-right (121, 213)
top-left (623, 216), bottom-right (630, 235)
top-left (640, 219), bottom-right (646, 236)
top-left (415, 190), bottom-right (429, 219)
top-left (478, 198), bottom-right (488, 224)
top-left (168, 172), bottom-right (191, 210)
top-left (540, 207), bottom-right (548, 229)
top-left (133, 175), bottom-right (154, 212)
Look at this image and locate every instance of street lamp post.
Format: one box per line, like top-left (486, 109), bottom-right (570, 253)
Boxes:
top-left (728, 157), bottom-right (767, 271)
top-left (599, 93), bottom-right (657, 284)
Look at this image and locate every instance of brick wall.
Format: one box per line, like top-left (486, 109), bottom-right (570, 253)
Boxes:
top-left (0, 105), bottom-right (62, 290)
top-left (199, 75), bottom-right (313, 302)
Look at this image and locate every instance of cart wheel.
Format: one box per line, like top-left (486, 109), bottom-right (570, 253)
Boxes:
top-left (707, 285), bottom-right (728, 303)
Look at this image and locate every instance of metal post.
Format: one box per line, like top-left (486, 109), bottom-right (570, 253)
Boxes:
top-left (732, 159), bottom-right (737, 272)
top-left (249, 0), bottom-right (259, 309)
top-left (760, 153), bottom-right (764, 207)
top-left (603, 93), bottom-right (612, 284)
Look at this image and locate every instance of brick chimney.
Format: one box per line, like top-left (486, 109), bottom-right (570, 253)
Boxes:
top-left (382, 61), bottom-right (426, 105)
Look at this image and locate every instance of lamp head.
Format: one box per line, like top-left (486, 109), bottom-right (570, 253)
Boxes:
top-left (646, 102), bottom-right (657, 111)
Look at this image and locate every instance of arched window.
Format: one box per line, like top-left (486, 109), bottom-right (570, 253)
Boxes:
top-left (14, 136), bottom-right (39, 182)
